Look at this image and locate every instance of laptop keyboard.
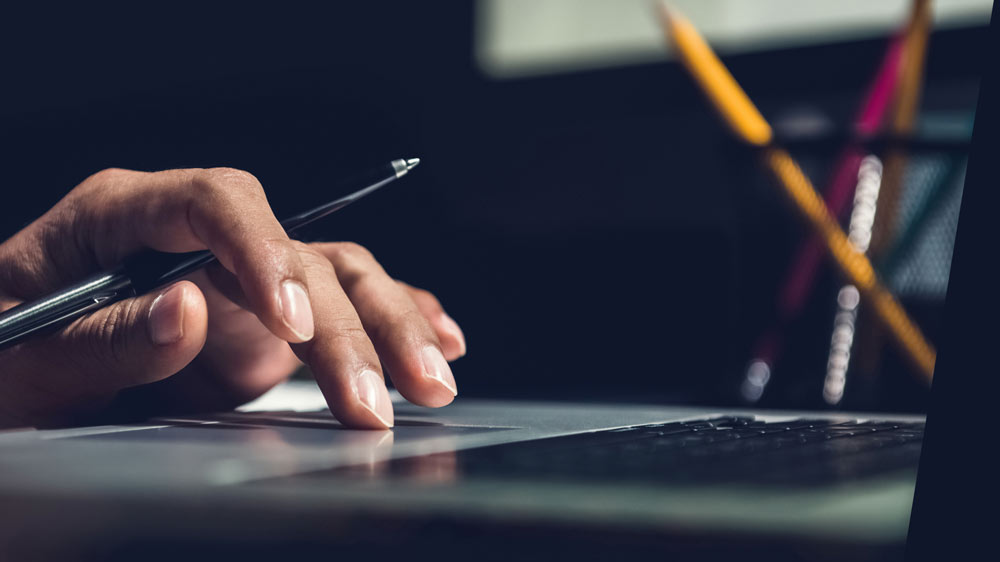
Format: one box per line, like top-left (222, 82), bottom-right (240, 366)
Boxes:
top-left (336, 416), bottom-right (924, 487)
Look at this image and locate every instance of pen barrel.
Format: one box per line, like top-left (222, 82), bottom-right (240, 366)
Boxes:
top-left (0, 269), bottom-right (134, 351)
top-left (279, 162), bottom-right (401, 232)
top-left (123, 249), bottom-right (216, 294)
top-left (0, 250), bottom-right (216, 352)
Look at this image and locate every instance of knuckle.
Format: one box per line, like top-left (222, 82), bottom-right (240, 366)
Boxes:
top-left (295, 243), bottom-right (336, 273)
top-left (234, 237), bottom-right (308, 280)
top-left (328, 323), bottom-right (371, 344)
top-left (205, 167), bottom-right (261, 188)
top-left (407, 283), bottom-right (438, 304)
top-left (82, 167), bottom-right (127, 187)
top-left (73, 168), bottom-right (133, 200)
top-left (259, 236), bottom-right (298, 258)
top-left (204, 166), bottom-right (258, 183)
top-left (289, 239), bottom-right (314, 255)
top-left (193, 168), bottom-right (265, 201)
top-left (369, 308), bottom-right (428, 345)
top-left (324, 242), bottom-right (382, 281)
top-left (331, 242), bottom-right (375, 263)
top-left (304, 320), bottom-right (371, 363)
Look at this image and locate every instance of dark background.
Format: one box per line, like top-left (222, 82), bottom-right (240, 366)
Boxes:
top-left (0, 2), bottom-right (985, 412)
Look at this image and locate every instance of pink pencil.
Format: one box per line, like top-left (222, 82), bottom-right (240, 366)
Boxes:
top-left (779, 33), bottom-right (904, 316)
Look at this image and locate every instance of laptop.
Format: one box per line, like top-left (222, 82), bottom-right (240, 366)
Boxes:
top-left (0, 10), bottom-right (995, 562)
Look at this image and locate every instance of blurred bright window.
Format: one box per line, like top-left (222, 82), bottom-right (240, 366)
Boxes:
top-left (476, 0), bottom-right (992, 78)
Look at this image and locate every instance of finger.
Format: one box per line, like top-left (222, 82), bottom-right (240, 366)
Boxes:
top-left (16, 167), bottom-right (316, 344)
top-left (1, 281), bottom-right (207, 426)
top-left (140, 168), bottom-right (315, 343)
top-left (288, 244), bottom-right (394, 429)
top-left (399, 281), bottom-right (466, 360)
top-left (319, 243), bottom-right (457, 408)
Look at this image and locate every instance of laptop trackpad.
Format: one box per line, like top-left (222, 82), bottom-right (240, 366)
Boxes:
top-left (52, 410), bottom-right (516, 485)
top-left (66, 410), bottom-right (515, 445)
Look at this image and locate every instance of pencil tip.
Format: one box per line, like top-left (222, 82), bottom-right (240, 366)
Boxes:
top-left (658, 1), bottom-right (679, 25)
top-left (406, 158), bottom-right (421, 171)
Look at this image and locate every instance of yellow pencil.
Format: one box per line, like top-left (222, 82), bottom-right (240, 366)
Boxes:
top-left (657, 3), bottom-right (936, 381)
top-left (859, 0), bottom-right (933, 378)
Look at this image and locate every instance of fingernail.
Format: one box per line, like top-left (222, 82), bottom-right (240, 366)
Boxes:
top-left (356, 369), bottom-right (394, 428)
top-left (279, 280), bottom-right (314, 342)
top-left (421, 346), bottom-right (458, 396)
top-left (148, 284), bottom-right (186, 346)
top-left (439, 313), bottom-right (467, 356)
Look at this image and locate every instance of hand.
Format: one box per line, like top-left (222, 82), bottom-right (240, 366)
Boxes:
top-left (0, 168), bottom-right (466, 429)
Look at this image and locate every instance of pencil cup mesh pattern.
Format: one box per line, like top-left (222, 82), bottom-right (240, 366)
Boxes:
top-left (883, 154), bottom-right (965, 298)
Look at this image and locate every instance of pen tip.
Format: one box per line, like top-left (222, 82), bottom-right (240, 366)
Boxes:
top-left (406, 158), bottom-right (421, 171)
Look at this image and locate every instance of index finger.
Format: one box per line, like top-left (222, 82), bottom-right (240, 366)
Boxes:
top-left (79, 167), bottom-right (315, 343)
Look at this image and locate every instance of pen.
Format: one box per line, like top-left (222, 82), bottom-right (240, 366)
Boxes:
top-left (0, 158), bottom-right (420, 351)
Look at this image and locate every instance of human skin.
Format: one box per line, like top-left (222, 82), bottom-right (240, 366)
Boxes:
top-left (0, 167), bottom-right (466, 429)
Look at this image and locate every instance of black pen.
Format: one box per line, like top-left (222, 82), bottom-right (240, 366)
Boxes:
top-left (0, 158), bottom-right (420, 351)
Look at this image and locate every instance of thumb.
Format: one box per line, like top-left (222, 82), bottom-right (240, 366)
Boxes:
top-left (1, 281), bottom-right (207, 426)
